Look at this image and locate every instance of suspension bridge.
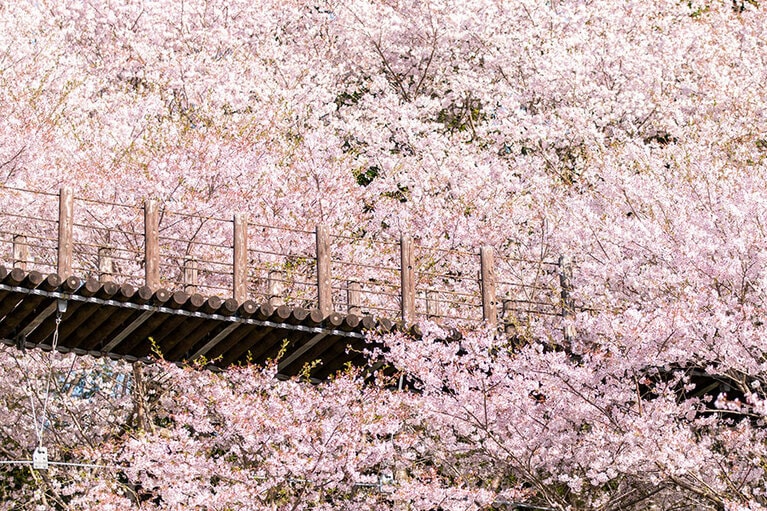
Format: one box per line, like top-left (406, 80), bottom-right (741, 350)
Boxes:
top-left (0, 186), bottom-right (567, 379)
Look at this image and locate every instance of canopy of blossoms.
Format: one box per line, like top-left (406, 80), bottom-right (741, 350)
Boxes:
top-left (1, 0), bottom-right (767, 509)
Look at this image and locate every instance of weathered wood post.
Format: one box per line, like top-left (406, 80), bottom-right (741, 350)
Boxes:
top-left (268, 270), bottom-right (284, 306)
top-left (425, 289), bottom-right (441, 319)
top-left (559, 255), bottom-right (576, 344)
top-left (98, 247), bottom-right (114, 283)
top-left (347, 281), bottom-right (361, 316)
top-left (13, 235), bottom-right (29, 270)
top-left (183, 256), bottom-right (198, 294)
top-left (233, 213), bottom-right (248, 302)
top-left (400, 236), bottom-right (415, 325)
top-left (57, 187), bottom-right (74, 278)
top-left (316, 224), bottom-right (332, 317)
top-left (502, 299), bottom-right (518, 337)
top-left (480, 245), bottom-right (497, 327)
top-left (144, 199), bottom-right (160, 290)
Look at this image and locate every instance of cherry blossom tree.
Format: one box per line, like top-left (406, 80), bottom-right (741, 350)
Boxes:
top-left (2, 0), bottom-right (767, 509)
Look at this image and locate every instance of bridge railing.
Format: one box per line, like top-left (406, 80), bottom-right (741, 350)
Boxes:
top-left (247, 222), bottom-right (318, 309)
top-left (0, 186), bottom-right (570, 334)
top-left (157, 209), bottom-right (235, 298)
top-left (330, 234), bottom-right (401, 319)
top-left (0, 187), bottom-right (60, 275)
top-left (71, 195), bottom-right (145, 286)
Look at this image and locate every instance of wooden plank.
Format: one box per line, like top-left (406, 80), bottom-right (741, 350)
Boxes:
top-left (13, 235), bottom-right (29, 271)
top-left (183, 256), bottom-right (198, 294)
top-left (268, 270), bottom-right (284, 306)
top-left (480, 245), bottom-right (497, 327)
top-left (233, 213), bottom-right (248, 302)
top-left (57, 187), bottom-right (74, 278)
top-left (276, 317), bottom-right (360, 375)
top-left (77, 286), bottom-right (155, 351)
top-left (250, 329), bottom-right (310, 364)
top-left (156, 295), bottom-right (228, 358)
top-left (190, 322), bottom-right (241, 361)
top-left (98, 248), bottom-right (114, 283)
top-left (150, 315), bottom-right (207, 357)
top-left (316, 224), bottom-right (332, 317)
top-left (0, 274), bottom-right (52, 338)
top-left (309, 337), bottom-right (361, 379)
top-left (204, 323), bottom-right (258, 361)
top-left (0, 266), bottom-right (9, 303)
top-left (426, 290), bottom-right (441, 319)
top-left (115, 300), bottom-right (180, 354)
top-left (16, 301), bottom-right (59, 338)
top-left (67, 284), bottom-right (137, 349)
top-left (101, 310), bottom-right (154, 353)
top-left (143, 293), bottom-right (205, 350)
top-left (0, 288), bottom-right (60, 339)
top-left (130, 292), bottom-right (201, 356)
top-left (3, 267), bottom-right (28, 286)
top-left (400, 236), bottom-right (415, 324)
top-left (277, 332), bottom-right (328, 373)
top-left (165, 319), bottom-right (226, 360)
top-left (144, 199), bottom-right (159, 290)
top-left (217, 326), bottom-right (273, 366)
top-left (347, 281), bottom-right (361, 316)
top-left (27, 277), bottom-right (100, 344)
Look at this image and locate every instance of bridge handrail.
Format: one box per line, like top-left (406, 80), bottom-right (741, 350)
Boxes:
top-left (0, 185), bottom-right (571, 332)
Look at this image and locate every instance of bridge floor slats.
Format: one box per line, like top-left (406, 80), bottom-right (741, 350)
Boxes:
top-left (0, 266), bottom-right (387, 379)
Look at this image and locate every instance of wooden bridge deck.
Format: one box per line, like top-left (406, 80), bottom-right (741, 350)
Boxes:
top-left (0, 265), bottom-right (393, 378)
top-left (0, 186), bottom-right (565, 377)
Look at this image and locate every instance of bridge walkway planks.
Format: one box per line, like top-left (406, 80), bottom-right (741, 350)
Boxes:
top-left (0, 265), bottom-right (389, 380)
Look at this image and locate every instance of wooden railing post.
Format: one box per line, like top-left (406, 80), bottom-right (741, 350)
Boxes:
top-left (559, 255), bottom-right (575, 344)
top-left (233, 213), bottom-right (248, 302)
top-left (316, 224), bottom-right (332, 317)
top-left (426, 289), bottom-right (441, 319)
top-left (268, 270), bottom-right (284, 306)
top-left (98, 247), bottom-right (114, 283)
top-left (347, 280), bottom-right (361, 316)
top-left (480, 246), bottom-right (497, 327)
top-left (144, 199), bottom-right (159, 290)
top-left (184, 256), bottom-right (198, 294)
top-left (502, 299), bottom-right (518, 337)
top-left (57, 186), bottom-right (74, 278)
top-left (13, 235), bottom-right (29, 271)
top-left (400, 236), bottom-right (415, 325)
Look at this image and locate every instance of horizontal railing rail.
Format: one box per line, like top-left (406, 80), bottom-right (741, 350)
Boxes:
top-left (0, 186), bottom-right (572, 335)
